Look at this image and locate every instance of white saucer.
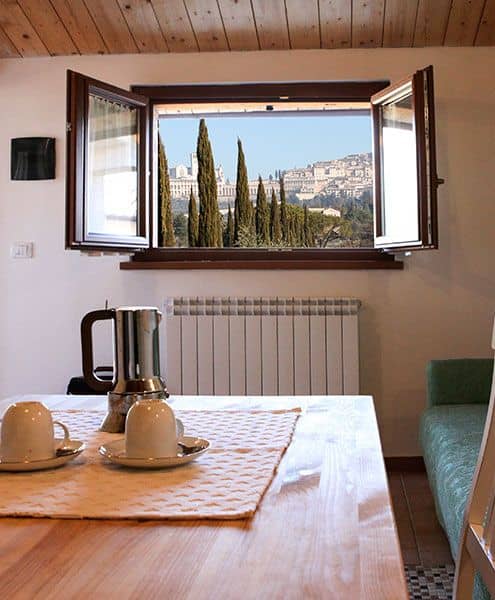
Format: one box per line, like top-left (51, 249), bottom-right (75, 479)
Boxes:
top-left (99, 436), bottom-right (209, 469)
top-left (0, 439), bottom-right (85, 472)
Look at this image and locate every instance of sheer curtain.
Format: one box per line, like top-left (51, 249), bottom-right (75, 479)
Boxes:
top-left (86, 95), bottom-right (138, 236)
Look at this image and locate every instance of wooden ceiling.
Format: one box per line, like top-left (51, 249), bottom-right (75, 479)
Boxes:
top-left (0, 0), bottom-right (494, 59)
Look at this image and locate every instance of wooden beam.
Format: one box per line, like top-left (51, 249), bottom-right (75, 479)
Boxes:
top-left (444, 0), bottom-right (486, 46)
top-left (383, 0), bottom-right (419, 47)
top-left (83, 0), bottom-right (139, 53)
top-left (352, 0), bottom-right (385, 48)
top-left (150, 0), bottom-right (198, 53)
top-left (217, 0), bottom-right (259, 51)
top-left (17, 0), bottom-right (78, 56)
top-left (319, 0), bottom-right (352, 49)
top-left (0, 22), bottom-right (20, 57)
top-left (49, 0), bottom-right (107, 55)
top-left (251, 0), bottom-right (290, 50)
top-left (475, 0), bottom-right (495, 45)
top-left (0, 0), bottom-right (49, 56)
top-left (285, 0), bottom-right (320, 49)
top-left (183, 0), bottom-right (229, 51)
top-left (116, 0), bottom-right (168, 53)
top-left (413, 0), bottom-right (452, 46)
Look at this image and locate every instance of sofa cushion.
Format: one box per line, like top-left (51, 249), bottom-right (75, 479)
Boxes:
top-left (419, 403), bottom-right (488, 559)
top-left (427, 359), bottom-right (494, 407)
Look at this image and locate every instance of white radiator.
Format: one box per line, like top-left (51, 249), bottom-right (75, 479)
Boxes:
top-left (163, 297), bottom-right (361, 396)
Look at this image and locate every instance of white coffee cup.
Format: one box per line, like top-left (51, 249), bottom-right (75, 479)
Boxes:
top-left (125, 399), bottom-right (179, 459)
top-left (0, 401), bottom-right (70, 463)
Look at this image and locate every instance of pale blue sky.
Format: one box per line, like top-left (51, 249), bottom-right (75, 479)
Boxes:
top-left (159, 114), bottom-right (371, 182)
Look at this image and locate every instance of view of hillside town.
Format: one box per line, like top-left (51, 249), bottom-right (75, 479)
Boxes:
top-left (157, 116), bottom-right (374, 248)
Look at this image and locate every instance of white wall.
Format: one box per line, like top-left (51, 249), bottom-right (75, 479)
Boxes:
top-left (0, 48), bottom-right (494, 456)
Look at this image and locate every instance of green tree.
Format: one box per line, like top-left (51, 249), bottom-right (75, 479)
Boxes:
top-left (158, 134), bottom-right (175, 247)
top-left (173, 213), bottom-right (188, 247)
top-left (236, 224), bottom-right (257, 248)
top-left (197, 119), bottom-right (222, 247)
top-left (234, 139), bottom-right (252, 242)
top-left (224, 204), bottom-right (235, 247)
top-left (270, 188), bottom-right (281, 244)
top-left (255, 176), bottom-right (270, 245)
top-left (279, 176), bottom-right (288, 243)
top-left (188, 188), bottom-right (199, 247)
top-left (303, 205), bottom-right (314, 247)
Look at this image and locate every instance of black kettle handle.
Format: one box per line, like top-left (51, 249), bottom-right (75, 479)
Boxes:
top-left (81, 309), bottom-right (115, 393)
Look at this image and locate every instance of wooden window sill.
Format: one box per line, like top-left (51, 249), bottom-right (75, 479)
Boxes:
top-left (120, 249), bottom-right (403, 270)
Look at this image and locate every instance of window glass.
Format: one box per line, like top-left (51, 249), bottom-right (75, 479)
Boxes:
top-left (380, 88), bottom-right (419, 242)
top-left (86, 94), bottom-right (139, 237)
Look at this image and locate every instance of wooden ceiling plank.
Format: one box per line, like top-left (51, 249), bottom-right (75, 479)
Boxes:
top-left (50, 0), bottom-right (107, 54)
top-left (475, 0), bottom-right (495, 45)
top-left (444, 0), bottom-right (486, 46)
top-left (17, 0), bottom-right (78, 55)
top-left (116, 0), bottom-right (168, 53)
top-left (217, 0), bottom-right (259, 51)
top-left (83, 0), bottom-right (139, 53)
top-left (285, 0), bottom-right (320, 49)
top-left (0, 0), bottom-right (49, 56)
top-left (413, 0), bottom-right (452, 46)
top-left (319, 0), bottom-right (352, 49)
top-left (0, 22), bottom-right (20, 56)
top-left (250, 0), bottom-right (289, 49)
top-left (150, 0), bottom-right (198, 52)
top-left (383, 0), bottom-right (418, 47)
top-left (351, 0), bottom-right (385, 48)
top-left (183, 0), bottom-right (229, 52)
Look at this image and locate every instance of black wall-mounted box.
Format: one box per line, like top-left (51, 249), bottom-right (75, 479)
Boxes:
top-left (11, 137), bottom-right (55, 180)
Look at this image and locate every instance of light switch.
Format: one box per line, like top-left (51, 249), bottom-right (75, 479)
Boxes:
top-left (11, 241), bottom-right (34, 259)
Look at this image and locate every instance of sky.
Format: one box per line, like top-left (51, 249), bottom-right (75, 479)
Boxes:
top-left (159, 113), bottom-right (372, 182)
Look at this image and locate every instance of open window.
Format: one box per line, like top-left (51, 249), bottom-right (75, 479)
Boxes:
top-left (66, 71), bottom-right (150, 250)
top-left (372, 66), bottom-right (441, 250)
top-left (65, 67), bottom-right (441, 267)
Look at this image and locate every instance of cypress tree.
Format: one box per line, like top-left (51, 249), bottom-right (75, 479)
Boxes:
top-left (216, 211), bottom-right (224, 248)
top-left (234, 138), bottom-right (252, 243)
top-left (279, 175), bottom-right (288, 243)
top-left (303, 205), bottom-right (313, 247)
top-left (296, 211), bottom-right (304, 245)
top-left (197, 118), bottom-right (221, 247)
top-left (225, 204), bottom-right (235, 247)
top-left (188, 188), bottom-right (199, 247)
top-left (158, 134), bottom-right (175, 247)
top-left (255, 176), bottom-right (270, 245)
top-left (270, 188), bottom-right (281, 245)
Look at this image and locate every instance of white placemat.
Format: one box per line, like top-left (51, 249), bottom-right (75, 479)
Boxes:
top-left (0, 409), bottom-right (299, 520)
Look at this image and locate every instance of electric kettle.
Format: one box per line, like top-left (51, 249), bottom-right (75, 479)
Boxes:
top-left (81, 306), bottom-right (168, 433)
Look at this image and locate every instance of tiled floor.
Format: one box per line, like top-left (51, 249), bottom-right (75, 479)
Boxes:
top-left (388, 470), bottom-right (453, 566)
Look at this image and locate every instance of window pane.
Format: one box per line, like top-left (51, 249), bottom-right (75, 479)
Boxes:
top-left (86, 95), bottom-right (138, 237)
top-left (158, 111), bottom-right (373, 249)
top-left (380, 89), bottom-right (418, 242)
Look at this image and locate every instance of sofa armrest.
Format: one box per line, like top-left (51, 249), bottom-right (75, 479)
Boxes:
top-left (427, 359), bottom-right (494, 407)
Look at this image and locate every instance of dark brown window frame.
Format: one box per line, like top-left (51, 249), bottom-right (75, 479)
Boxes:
top-left (124, 79), bottom-right (403, 270)
top-left (66, 71), bottom-right (150, 250)
top-left (371, 66), bottom-right (440, 250)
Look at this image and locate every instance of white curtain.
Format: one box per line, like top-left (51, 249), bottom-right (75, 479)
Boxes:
top-left (86, 95), bottom-right (138, 236)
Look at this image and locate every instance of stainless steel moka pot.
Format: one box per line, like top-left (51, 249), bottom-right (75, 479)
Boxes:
top-left (81, 306), bottom-right (168, 433)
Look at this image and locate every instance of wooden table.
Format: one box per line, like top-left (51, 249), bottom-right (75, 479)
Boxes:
top-left (0, 394), bottom-right (407, 599)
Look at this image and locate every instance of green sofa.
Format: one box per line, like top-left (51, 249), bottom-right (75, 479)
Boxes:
top-left (420, 358), bottom-right (494, 600)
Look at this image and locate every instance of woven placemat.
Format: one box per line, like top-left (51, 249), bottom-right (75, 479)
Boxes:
top-left (0, 409), bottom-right (299, 521)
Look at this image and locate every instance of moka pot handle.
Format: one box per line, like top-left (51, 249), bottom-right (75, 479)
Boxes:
top-left (81, 309), bottom-right (116, 393)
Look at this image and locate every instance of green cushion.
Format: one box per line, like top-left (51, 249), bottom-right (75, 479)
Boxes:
top-left (420, 404), bottom-right (487, 557)
top-left (427, 359), bottom-right (494, 407)
top-left (420, 404), bottom-right (490, 600)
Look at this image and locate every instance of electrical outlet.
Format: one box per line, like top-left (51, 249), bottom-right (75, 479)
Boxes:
top-left (11, 242), bottom-right (34, 259)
